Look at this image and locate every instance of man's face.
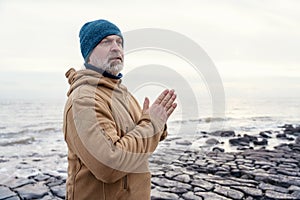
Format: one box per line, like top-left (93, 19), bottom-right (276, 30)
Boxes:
top-left (88, 35), bottom-right (124, 75)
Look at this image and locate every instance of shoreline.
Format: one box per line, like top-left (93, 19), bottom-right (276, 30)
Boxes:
top-left (0, 124), bottom-right (299, 199)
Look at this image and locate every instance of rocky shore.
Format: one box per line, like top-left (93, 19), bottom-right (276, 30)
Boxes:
top-left (1, 124), bottom-right (300, 200)
top-left (150, 143), bottom-right (300, 200)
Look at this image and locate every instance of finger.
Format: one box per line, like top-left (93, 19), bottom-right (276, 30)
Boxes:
top-left (164, 93), bottom-right (176, 109)
top-left (160, 89), bottom-right (174, 107)
top-left (142, 97), bottom-right (150, 113)
top-left (153, 89), bottom-right (169, 105)
top-left (166, 103), bottom-right (177, 117)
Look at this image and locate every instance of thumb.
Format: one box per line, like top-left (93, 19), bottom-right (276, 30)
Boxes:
top-left (142, 97), bottom-right (150, 113)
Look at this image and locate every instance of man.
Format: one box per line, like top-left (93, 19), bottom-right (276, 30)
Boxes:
top-left (63, 19), bottom-right (177, 199)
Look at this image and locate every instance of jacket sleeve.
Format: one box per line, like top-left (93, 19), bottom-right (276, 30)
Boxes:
top-left (64, 94), bottom-right (166, 183)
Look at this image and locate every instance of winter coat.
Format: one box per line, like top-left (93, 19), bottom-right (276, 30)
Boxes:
top-left (63, 68), bottom-right (167, 200)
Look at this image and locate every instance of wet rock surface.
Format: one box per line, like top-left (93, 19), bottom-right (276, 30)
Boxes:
top-left (150, 142), bottom-right (300, 200)
top-left (0, 173), bottom-right (65, 200)
top-left (0, 124), bottom-right (300, 199)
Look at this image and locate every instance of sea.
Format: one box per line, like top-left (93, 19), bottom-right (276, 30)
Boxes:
top-left (0, 96), bottom-right (299, 154)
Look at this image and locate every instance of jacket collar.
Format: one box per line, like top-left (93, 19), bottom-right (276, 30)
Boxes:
top-left (84, 63), bottom-right (123, 79)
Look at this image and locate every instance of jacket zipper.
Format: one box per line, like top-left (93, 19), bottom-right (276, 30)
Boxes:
top-left (72, 159), bottom-right (83, 199)
top-left (123, 175), bottom-right (128, 190)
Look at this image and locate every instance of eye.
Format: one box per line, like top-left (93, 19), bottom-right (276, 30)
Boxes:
top-left (117, 40), bottom-right (123, 47)
top-left (100, 40), bottom-right (111, 46)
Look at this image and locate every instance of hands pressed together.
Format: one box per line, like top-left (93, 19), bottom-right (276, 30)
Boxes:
top-left (142, 89), bottom-right (177, 126)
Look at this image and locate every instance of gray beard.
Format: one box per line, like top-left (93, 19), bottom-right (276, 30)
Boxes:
top-left (103, 61), bottom-right (123, 75)
top-left (88, 53), bottom-right (124, 75)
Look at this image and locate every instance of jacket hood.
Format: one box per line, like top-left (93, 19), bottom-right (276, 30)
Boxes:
top-left (65, 68), bottom-right (122, 97)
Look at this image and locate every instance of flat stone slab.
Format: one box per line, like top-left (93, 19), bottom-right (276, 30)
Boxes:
top-left (14, 182), bottom-right (49, 199)
top-left (0, 186), bottom-right (17, 199)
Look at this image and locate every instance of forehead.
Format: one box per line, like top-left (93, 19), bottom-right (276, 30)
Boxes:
top-left (103, 35), bottom-right (122, 40)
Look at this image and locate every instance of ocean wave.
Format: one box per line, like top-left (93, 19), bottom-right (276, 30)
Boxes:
top-left (21, 121), bottom-right (62, 129)
top-left (170, 117), bottom-right (229, 124)
top-left (37, 127), bottom-right (60, 133)
top-left (0, 127), bottom-right (61, 137)
top-left (0, 137), bottom-right (35, 146)
top-left (203, 117), bottom-right (229, 123)
top-left (250, 116), bottom-right (273, 121)
top-left (169, 119), bottom-right (201, 124)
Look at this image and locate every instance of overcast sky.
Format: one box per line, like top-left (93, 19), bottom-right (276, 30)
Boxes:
top-left (0, 0), bottom-right (299, 100)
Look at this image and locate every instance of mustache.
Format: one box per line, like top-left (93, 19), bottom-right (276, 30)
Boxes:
top-left (108, 54), bottom-right (123, 62)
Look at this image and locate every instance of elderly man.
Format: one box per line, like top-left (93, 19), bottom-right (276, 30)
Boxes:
top-left (63, 19), bottom-right (177, 199)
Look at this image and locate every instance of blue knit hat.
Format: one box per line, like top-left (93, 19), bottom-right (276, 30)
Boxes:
top-left (79, 19), bottom-right (123, 60)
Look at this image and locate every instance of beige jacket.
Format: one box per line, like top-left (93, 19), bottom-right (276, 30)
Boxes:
top-left (63, 68), bottom-right (167, 200)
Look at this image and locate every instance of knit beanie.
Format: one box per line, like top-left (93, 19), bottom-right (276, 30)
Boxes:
top-left (79, 19), bottom-right (123, 60)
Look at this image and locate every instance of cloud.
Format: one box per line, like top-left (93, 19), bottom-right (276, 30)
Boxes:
top-left (0, 0), bottom-right (299, 100)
